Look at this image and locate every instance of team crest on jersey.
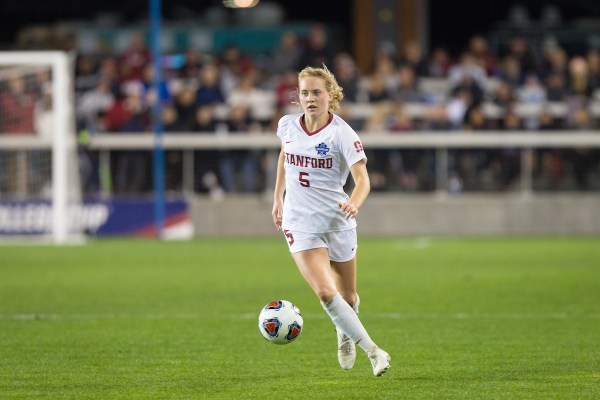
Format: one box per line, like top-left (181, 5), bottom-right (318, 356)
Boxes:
top-left (315, 143), bottom-right (330, 156)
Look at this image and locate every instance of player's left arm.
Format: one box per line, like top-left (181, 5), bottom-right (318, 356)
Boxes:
top-left (339, 159), bottom-right (370, 219)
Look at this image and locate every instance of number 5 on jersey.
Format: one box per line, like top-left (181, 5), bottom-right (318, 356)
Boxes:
top-left (299, 172), bottom-right (310, 187)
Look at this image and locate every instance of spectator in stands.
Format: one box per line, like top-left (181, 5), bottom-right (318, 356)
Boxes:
top-left (34, 83), bottom-right (54, 140)
top-left (426, 47), bottom-right (451, 78)
top-left (196, 64), bottom-right (225, 105)
top-left (333, 53), bottom-right (361, 103)
top-left (387, 102), bottom-right (422, 191)
top-left (141, 64), bottom-right (172, 106)
top-left (491, 81), bottom-right (515, 110)
top-left (0, 74), bottom-right (36, 134)
top-left (97, 57), bottom-right (121, 96)
top-left (104, 88), bottom-right (131, 132)
top-left (190, 106), bottom-right (222, 195)
top-left (539, 108), bottom-right (561, 130)
top-left (77, 77), bottom-right (115, 133)
top-left (111, 82), bottom-right (151, 194)
top-left (496, 55), bottom-right (524, 90)
top-left (191, 105), bottom-right (217, 132)
top-left (420, 101), bottom-right (451, 130)
top-left (227, 71), bottom-right (274, 127)
top-left (566, 106), bottom-right (596, 189)
top-left (174, 84), bottom-right (200, 131)
top-left (365, 72), bottom-right (392, 103)
top-left (118, 31), bottom-right (151, 83)
top-left (161, 104), bottom-right (184, 132)
top-left (448, 51), bottom-right (487, 90)
top-left (389, 102), bottom-right (414, 132)
top-left (517, 74), bottom-right (547, 130)
top-left (446, 88), bottom-right (472, 130)
top-left (399, 40), bottom-right (428, 77)
top-left (567, 56), bottom-right (594, 98)
top-left (495, 110), bottom-right (523, 190)
top-left (74, 54), bottom-right (99, 98)
top-left (450, 72), bottom-right (484, 110)
top-left (468, 35), bottom-right (498, 76)
top-left (218, 106), bottom-right (262, 193)
top-left (391, 65), bottom-right (423, 103)
top-left (178, 47), bottom-right (207, 80)
top-left (296, 23), bottom-right (336, 70)
top-left (586, 49), bottom-right (600, 91)
top-left (218, 44), bottom-right (254, 97)
top-left (196, 64), bottom-right (225, 106)
top-left (371, 44), bottom-right (399, 90)
top-left (462, 106), bottom-right (491, 131)
top-left (272, 70), bottom-right (298, 128)
top-left (457, 106), bottom-right (492, 190)
top-left (545, 73), bottom-right (568, 101)
top-left (268, 31), bottom-right (302, 77)
top-left (161, 105), bottom-right (184, 191)
top-left (0, 74), bottom-right (38, 194)
top-left (505, 36), bottom-right (537, 77)
top-left (540, 43), bottom-right (568, 81)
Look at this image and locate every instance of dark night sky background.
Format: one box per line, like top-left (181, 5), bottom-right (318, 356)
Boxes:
top-left (1, 0), bottom-right (599, 54)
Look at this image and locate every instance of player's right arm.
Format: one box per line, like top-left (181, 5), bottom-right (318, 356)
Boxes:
top-left (272, 145), bottom-right (286, 231)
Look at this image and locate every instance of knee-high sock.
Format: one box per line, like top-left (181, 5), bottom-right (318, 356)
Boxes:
top-left (322, 292), bottom-right (376, 352)
top-left (352, 293), bottom-right (360, 314)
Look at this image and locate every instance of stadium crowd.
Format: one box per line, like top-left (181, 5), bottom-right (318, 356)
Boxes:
top-left (2, 23), bottom-right (600, 196)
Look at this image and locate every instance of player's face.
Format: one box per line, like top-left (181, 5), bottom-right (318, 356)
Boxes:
top-left (299, 77), bottom-right (332, 118)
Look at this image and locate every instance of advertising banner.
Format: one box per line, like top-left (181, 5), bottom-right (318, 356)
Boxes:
top-left (0, 198), bottom-right (193, 239)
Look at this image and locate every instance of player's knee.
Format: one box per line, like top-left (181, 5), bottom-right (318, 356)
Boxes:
top-left (315, 288), bottom-right (337, 303)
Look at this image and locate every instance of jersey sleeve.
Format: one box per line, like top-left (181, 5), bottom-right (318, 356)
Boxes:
top-left (276, 114), bottom-right (294, 141)
top-left (338, 125), bottom-right (367, 167)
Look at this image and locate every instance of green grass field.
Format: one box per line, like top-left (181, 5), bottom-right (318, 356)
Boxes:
top-left (1, 237), bottom-right (599, 399)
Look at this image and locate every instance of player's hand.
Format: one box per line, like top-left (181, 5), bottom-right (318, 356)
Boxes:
top-left (272, 200), bottom-right (283, 231)
top-left (338, 202), bottom-right (359, 220)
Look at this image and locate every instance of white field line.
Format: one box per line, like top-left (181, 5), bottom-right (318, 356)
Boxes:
top-left (0, 312), bottom-right (599, 321)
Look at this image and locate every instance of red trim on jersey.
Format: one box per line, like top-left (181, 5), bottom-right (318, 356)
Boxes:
top-left (299, 112), bottom-right (334, 136)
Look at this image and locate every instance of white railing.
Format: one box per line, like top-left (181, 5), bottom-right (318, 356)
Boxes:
top-left (3, 131), bottom-right (599, 195)
top-left (79, 131), bottom-right (600, 196)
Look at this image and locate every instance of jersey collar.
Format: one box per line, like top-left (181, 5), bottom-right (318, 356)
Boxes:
top-left (299, 112), bottom-right (334, 136)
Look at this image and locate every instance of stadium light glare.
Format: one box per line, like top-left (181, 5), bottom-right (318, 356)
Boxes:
top-left (223, 0), bottom-right (260, 8)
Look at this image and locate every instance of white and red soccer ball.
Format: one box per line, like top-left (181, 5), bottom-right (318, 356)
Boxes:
top-left (258, 300), bottom-right (303, 345)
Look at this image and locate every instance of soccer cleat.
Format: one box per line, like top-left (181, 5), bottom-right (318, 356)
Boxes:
top-left (336, 329), bottom-right (356, 370)
top-left (367, 347), bottom-right (391, 377)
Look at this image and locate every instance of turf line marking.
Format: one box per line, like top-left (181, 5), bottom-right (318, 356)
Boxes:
top-left (1, 312), bottom-right (599, 321)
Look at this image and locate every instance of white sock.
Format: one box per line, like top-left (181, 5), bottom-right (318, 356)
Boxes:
top-left (352, 293), bottom-right (360, 315)
top-left (322, 292), bottom-right (376, 352)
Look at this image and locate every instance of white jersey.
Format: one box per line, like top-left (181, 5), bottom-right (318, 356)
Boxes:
top-left (277, 113), bottom-right (367, 233)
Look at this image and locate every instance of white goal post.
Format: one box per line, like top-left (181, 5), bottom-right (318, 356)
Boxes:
top-left (0, 51), bottom-right (78, 244)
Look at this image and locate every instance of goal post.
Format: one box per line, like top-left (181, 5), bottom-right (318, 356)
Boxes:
top-left (0, 51), bottom-right (80, 244)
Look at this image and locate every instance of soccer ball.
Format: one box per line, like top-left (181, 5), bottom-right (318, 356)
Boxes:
top-left (258, 300), bottom-right (303, 345)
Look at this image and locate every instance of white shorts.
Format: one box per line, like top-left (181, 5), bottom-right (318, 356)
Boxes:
top-left (281, 228), bottom-right (357, 262)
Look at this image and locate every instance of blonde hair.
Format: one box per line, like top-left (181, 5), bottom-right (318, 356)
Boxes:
top-left (297, 65), bottom-right (344, 111)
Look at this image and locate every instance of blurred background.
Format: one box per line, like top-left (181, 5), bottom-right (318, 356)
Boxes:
top-left (0, 0), bottom-right (599, 239)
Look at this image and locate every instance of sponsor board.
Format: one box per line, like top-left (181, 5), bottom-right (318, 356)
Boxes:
top-left (0, 199), bottom-right (193, 239)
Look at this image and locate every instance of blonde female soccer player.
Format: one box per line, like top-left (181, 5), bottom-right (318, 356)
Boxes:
top-left (271, 65), bottom-right (391, 376)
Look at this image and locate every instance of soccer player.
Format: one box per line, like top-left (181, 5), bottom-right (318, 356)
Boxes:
top-left (271, 65), bottom-right (391, 376)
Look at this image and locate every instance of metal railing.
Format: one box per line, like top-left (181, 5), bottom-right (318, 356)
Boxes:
top-left (83, 130), bottom-right (600, 196)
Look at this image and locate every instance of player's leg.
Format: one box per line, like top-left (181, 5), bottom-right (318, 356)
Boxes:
top-left (325, 230), bottom-right (391, 376)
top-left (330, 258), bottom-right (357, 307)
top-left (292, 247), bottom-right (338, 301)
top-left (326, 228), bottom-right (359, 309)
top-left (292, 248), bottom-right (379, 353)
top-left (330, 257), bottom-right (359, 369)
